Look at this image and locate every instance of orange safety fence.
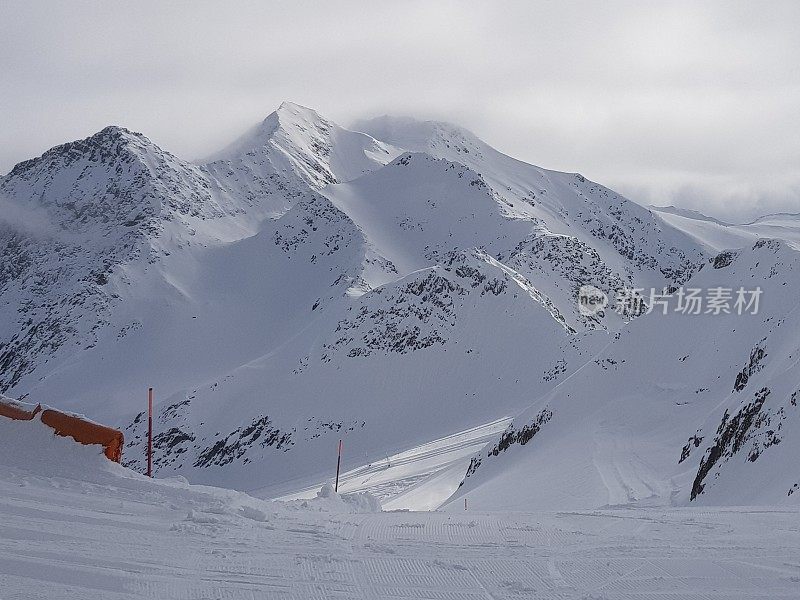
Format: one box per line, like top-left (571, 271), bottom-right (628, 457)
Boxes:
top-left (40, 409), bottom-right (124, 463)
top-left (0, 397), bottom-right (124, 463)
top-left (0, 398), bottom-right (41, 421)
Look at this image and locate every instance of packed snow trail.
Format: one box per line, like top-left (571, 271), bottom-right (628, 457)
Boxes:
top-left (2, 417), bottom-right (800, 599)
top-left (265, 417), bottom-right (512, 510)
top-left (4, 474), bottom-right (800, 599)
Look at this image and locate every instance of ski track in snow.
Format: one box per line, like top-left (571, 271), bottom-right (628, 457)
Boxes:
top-left (2, 468), bottom-right (800, 600)
top-left (591, 423), bottom-right (670, 507)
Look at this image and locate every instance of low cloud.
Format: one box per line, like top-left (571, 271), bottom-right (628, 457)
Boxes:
top-left (0, 195), bottom-right (57, 237)
top-left (610, 177), bottom-right (800, 224)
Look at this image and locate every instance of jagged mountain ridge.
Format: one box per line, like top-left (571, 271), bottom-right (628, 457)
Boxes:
top-left (1, 102), bottom-right (714, 495)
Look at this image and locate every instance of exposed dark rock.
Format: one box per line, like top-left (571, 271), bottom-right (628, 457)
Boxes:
top-left (691, 387), bottom-right (770, 500)
top-left (462, 408), bottom-right (553, 483)
top-left (712, 250), bottom-right (738, 269)
top-left (679, 434), bottom-right (703, 464)
top-left (194, 416), bottom-right (293, 468)
top-left (733, 342), bottom-right (767, 393)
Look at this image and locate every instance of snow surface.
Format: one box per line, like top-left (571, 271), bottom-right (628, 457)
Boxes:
top-left (3, 412), bottom-right (800, 599)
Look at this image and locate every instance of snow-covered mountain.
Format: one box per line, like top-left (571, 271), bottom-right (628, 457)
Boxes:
top-left (6, 101), bottom-right (792, 505)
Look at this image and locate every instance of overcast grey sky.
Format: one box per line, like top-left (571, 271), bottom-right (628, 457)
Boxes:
top-left (2, 1), bottom-right (798, 221)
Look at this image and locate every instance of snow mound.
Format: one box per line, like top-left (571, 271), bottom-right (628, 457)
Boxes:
top-left (292, 483), bottom-right (382, 514)
top-left (0, 409), bottom-right (118, 482)
top-left (0, 408), bottom-right (372, 526)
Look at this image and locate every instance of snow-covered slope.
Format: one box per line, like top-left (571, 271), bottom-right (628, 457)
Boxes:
top-left (355, 116), bottom-right (707, 328)
top-left (0, 104), bottom-right (403, 409)
top-left (451, 238), bottom-right (800, 510)
top-left (0, 126), bottom-right (223, 393)
top-left (118, 243), bottom-right (602, 492)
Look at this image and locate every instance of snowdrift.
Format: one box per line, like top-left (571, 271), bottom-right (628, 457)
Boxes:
top-left (0, 409), bottom-right (380, 518)
top-left (0, 395), bottom-right (124, 463)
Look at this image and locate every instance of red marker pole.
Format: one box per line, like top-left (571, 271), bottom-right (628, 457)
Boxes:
top-left (334, 439), bottom-right (343, 493)
top-left (147, 387), bottom-right (153, 478)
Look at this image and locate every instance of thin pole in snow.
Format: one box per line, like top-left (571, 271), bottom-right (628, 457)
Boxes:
top-left (465, 497), bottom-right (467, 511)
top-left (335, 439), bottom-right (343, 493)
top-left (147, 387), bottom-right (153, 478)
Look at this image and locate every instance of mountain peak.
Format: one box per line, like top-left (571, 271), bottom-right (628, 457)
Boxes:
top-left (3, 125), bottom-right (153, 178)
top-left (202, 101), bottom-right (331, 164)
top-left (267, 101), bottom-right (334, 139)
top-left (95, 124), bottom-right (140, 139)
top-left (275, 101), bottom-right (325, 123)
top-left (269, 101), bottom-right (336, 147)
top-left (205, 102), bottom-right (401, 188)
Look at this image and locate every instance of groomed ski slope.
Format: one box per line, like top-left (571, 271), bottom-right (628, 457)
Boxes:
top-left (266, 417), bottom-right (513, 511)
top-left (3, 414), bottom-right (800, 599)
